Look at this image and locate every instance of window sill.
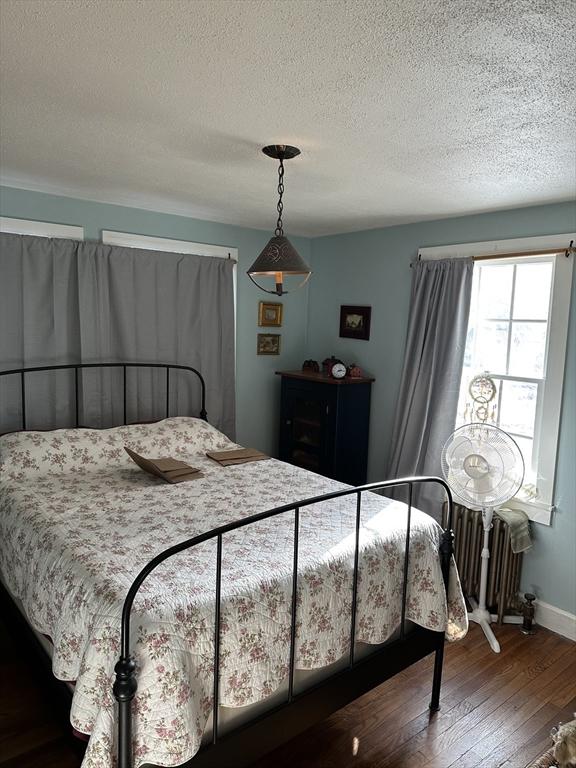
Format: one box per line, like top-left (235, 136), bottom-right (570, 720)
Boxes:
top-left (505, 497), bottom-right (553, 526)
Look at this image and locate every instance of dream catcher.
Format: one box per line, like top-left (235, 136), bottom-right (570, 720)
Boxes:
top-left (463, 373), bottom-right (498, 425)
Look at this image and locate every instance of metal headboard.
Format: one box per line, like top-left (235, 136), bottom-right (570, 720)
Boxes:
top-left (0, 362), bottom-right (207, 431)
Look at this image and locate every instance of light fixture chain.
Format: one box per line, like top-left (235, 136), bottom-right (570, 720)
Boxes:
top-left (275, 158), bottom-right (284, 237)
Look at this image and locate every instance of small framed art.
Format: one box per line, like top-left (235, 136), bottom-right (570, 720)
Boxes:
top-left (257, 333), bottom-right (281, 355)
top-left (339, 305), bottom-right (371, 340)
top-left (258, 301), bottom-right (283, 327)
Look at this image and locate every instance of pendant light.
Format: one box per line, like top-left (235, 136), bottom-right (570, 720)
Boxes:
top-left (247, 144), bottom-right (312, 296)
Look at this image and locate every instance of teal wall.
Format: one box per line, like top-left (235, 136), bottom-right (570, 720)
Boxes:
top-left (0, 186), bottom-right (312, 456)
top-left (307, 201), bottom-right (576, 614)
top-left (2, 186), bottom-right (574, 614)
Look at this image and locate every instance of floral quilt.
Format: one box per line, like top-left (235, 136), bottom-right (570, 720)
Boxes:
top-left (0, 417), bottom-right (467, 768)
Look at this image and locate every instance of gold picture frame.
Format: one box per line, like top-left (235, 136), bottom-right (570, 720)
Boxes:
top-left (258, 301), bottom-right (283, 327)
top-left (257, 333), bottom-right (281, 355)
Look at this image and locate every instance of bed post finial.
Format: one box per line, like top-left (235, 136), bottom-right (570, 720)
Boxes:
top-left (113, 655), bottom-right (137, 768)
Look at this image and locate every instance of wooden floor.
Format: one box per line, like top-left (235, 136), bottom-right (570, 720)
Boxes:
top-left (1, 619), bottom-right (574, 768)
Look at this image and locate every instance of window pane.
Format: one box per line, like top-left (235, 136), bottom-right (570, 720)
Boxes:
top-left (513, 261), bottom-right (553, 320)
top-left (478, 264), bottom-right (513, 319)
top-left (499, 380), bottom-right (537, 437)
top-left (510, 435), bottom-right (535, 484)
top-left (509, 322), bottom-right (547, 378)
top-left (475, 321), bottom-right (508, 373)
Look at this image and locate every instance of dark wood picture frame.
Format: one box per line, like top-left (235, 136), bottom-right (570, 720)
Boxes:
top-left (257, 333), bottom-right (281, 355)
top-left (339, 305), bottom-right (371, 340)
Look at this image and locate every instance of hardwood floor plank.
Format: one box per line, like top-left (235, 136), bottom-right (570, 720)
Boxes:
top-left (348, 632), bottom-right (535, 767)
top-left (414, 640), bottom-right (574, 768)
top-left (554, 670), bottom-right (576, 707)
top-left (499, 697), bottom-right (576, 768)
top-left (374, 634), bottom-right (562, 768)
top-left (446, 748), bottom-right (484, 768)
top-left (472, 701), bottom-right (560, 768)
top-left (458, 655), bottom-right (576, 762)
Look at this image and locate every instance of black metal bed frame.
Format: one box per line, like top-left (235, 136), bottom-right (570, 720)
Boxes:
top-left (0, 363), bottom-right (455, 768)
top-left (0, 362), bottom-right (208, 431)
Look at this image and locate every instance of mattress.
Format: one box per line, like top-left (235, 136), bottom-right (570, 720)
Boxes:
top-left (0, 417), bottom-right (467, 768)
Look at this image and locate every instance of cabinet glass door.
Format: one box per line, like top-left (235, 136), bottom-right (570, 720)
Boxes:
top-left (291, 395), bottom-right (322, 470)
top-left (282, 386), bottom-right (334, 474)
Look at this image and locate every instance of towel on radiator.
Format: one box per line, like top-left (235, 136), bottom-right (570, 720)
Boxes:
top-left (495, 506), bottom-right (532, 553)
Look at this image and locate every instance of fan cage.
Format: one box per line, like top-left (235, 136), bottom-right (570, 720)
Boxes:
top-left (441, 423), bottom-right (524, 510)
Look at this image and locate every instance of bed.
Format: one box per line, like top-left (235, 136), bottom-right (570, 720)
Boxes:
top-left (0, 363), bottom-right (467, 768)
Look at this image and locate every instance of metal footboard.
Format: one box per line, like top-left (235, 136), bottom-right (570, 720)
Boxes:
top-left (113, 476), bottom-right (454, 768)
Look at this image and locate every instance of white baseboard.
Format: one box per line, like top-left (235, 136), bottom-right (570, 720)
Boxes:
top-left (534, 599), bottom-right (576, 641)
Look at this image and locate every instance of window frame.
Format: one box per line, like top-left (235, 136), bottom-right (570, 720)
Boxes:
top-left (527, 249), bottom-right (573, 523)
top-left (100, 230), bottom-right (237, 261)
top-left (419, 233), bottom-right (575, 526)
top-left (0, 216), bottom-right (84, 240)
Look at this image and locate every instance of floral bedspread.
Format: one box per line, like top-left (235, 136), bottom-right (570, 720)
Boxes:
top-left (0, 418), bottom-right (467, 768)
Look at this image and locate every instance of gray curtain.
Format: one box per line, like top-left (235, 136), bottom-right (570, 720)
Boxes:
top-left (386, 257), bottom-right (474, 516)
top-left (0, 233), bottom-right (235, 437)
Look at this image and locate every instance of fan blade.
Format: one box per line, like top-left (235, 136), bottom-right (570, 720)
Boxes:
top-left (450, 437), bottom-right (475, 463)
top-left (447, 458), bottom-right (465, 475)
top-left (478, 443), bottom-right (504, 470)
top-left (486, 464), bottom-right (503, 485)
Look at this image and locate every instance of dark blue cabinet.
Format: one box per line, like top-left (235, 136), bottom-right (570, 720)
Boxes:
top-left (276, 371), bottom-right (373, 485)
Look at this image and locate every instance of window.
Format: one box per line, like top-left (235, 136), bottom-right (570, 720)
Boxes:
top-left (419, 233), bottom-right (574, 525)
top-left (454, 251), bottom-right (573, 524)
top-left (0, 216), bottom-right (83, 239)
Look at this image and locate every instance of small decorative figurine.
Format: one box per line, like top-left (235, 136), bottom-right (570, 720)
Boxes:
top-left (322, 356), bottom-right (340, 376)
top-left (347, 364), bottom-right (363, 378)
top-left (302, 359), bottom-right (320, 373)
top-left (521, 593), bottom-right (536, 635)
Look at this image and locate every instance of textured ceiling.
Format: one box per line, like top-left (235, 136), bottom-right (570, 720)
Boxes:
top-left (0, 0), bottom-right (574, 236)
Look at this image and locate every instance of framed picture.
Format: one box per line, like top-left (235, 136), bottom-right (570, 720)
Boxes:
top-left (258, 301), bottom-right (283, 327)
top-left (339, 305), bottom-right (371, 340)
top-left (257, 333), bottom-right (281, 355)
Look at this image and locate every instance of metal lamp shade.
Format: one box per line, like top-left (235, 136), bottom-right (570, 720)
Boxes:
top-left (248, 236), bottom-right (311, 275)
top-left (247, 235), bottom-right (312, 295)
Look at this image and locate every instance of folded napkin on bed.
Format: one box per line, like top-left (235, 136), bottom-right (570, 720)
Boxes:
top-left (495, 506), bottom-right (533, 553)
top-left (124, 447), bottom-right (203, 483)
top-left (206, 447), bottom-right (269, 466)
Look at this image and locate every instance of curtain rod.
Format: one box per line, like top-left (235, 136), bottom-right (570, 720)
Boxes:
top-left (413, 240), bottom-right (574, 267)
top-left (474, 242), bottom-right (574, 261)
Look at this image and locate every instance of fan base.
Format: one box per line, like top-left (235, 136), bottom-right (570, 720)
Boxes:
top-left (468, 599), bottom-right (501, 653)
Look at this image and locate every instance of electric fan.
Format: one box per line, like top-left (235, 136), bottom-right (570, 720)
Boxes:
top-left (441, 423), bottom-right (524, 653)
